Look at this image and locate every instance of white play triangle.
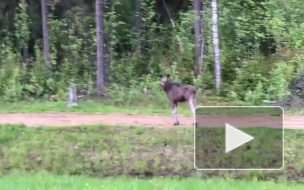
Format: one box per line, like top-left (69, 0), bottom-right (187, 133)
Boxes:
top-left (225, 123), bottom-right (254, 153)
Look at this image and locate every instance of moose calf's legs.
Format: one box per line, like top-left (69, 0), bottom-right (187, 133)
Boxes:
top-left (188, 96), bottom-right (196, 126)
top-left (188, 96), bottom-right (196, 115)
top-left (171, 96), bottom-right (196, 126)
top-left (171, 102), bottom-right (179, 126)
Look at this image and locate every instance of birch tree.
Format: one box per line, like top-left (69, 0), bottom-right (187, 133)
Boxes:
top-left (211, 0), bottom-right (221, 90)
top-left (41, 0), bottom-right (51, 65)
top-left (193, 0), bottom-right (202, 76)
top-left (96, 0), bottom-right (106, 96)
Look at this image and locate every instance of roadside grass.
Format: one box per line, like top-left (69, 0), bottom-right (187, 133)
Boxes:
top-left (0, 100), bottom-right (179, 115)
top-left (0, 124), bottom-right (195, 177)
top-left (0, 96), bottom-right (277, 115)
top-left (286, 107), bottom-right (304, 115)
top-left (0, 124), bottom-right (303, 183)
top-left (196, 107), bottom-right (283, 116)
top-left (0, 173), bottom-right (303, 190)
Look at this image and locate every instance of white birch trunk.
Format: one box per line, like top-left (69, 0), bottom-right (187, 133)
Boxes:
top-left (212, 0), bottom-right (222, 90)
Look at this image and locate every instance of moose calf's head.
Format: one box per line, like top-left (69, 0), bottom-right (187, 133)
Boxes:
top-left (160, 74), bottom-right (170, 90)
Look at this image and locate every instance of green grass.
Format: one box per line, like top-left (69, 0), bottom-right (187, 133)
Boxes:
top-left (0, 98), bottom-right (296, 115)
top-left (0, 100), bottom-right (190, 115)
top-left (0, 124), bottom-right (195, 177)
top-left (0, 124), bottom-right (303, 183)
top-left (196, 107), bottom-right (283, 116)
top-left (286, 107), bottom-right (304, 115)
top-left (0, 173), bottom-right (303, 190)
top-left (0, 96), bottom-right (251, 115)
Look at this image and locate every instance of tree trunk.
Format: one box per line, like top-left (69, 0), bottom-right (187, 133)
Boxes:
top-left (41, 0), bottom-right (51, 66)
top-left (212, 0), bottom-right (222, 90)
top-left (135, 0), bottom-right (141, 50)
top-left (96, 0), bottom-right (106, 96)
top-left (193, 0), bottom-right (203, 76)
top-left (200, 1), bottom-right (206, 63)
top-left (23, 0), bottom-right (29, 64)
top-left (22, 44), bottom-right (29, 64)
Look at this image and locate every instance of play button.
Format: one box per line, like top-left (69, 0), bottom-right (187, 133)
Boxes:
top-left (225, 123), bottom-right (254, 153)
top-left (194, 106), bottom-right (283, 170)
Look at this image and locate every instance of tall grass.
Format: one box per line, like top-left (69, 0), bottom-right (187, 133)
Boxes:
top-left (0, 124), bottom-right (303, 182)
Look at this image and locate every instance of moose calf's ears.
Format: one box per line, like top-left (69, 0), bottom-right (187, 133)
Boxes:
top-left (160, 74), bottom-right (170, 78)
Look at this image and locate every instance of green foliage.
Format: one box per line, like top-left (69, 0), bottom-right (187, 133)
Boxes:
top-left (0, 49), bottom-right (17, 95)
top-left (290, 54), bottom-right (304, 78)
top-left (2, 68), bottom-right (23, 102)
top-left (106, 74), bottom-right (169, 109)
top-left (227, 91), bottom-right (239, 101)
top-left (218, 0), bottom-right (269, 57)
top-left (106, 83), bottom-right (141, 106)
top-left (267, 62), bottom-right (292, 100)
top-left (245, 81), bottom-right (265, 104)
top-left (48, 4), bottom-right (63, 66)
top-left (14, 0), bottom-right (30, 55)
top-left (201, 60), bottom-right (215, 89)
top-left (192, 74), bottom-right (204, 90)
top-left (1, 0), bottom-right (304, 104)
top-left (109, 52), bottom-right (143, 86)
top-left (232, 59), bottom-right (267, 100)
top-left (266, 0), bottom-right (304, 50)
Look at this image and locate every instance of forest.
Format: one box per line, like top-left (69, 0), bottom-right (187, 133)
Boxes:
top-left (0, 0), bottom-right (304, 105)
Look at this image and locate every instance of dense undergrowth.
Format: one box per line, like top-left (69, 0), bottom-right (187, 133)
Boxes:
top-left (1, 0), bottom-right (304, 106)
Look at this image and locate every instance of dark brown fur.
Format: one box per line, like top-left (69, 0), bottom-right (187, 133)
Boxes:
top-left (163, 82), bottom-right (196, 103)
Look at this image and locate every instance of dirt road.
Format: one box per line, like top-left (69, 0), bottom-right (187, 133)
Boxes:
top-left (0, 112), bottom-right (303, 129)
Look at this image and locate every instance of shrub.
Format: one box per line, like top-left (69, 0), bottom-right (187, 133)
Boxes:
top-left (106, 83), bottom-right (142, 106)
top-left (266, 61), bottom-right (292, 100)
top-left (2, 68), bottom-right (23, 102)
top-left (227, 91), bottom-right (239, 101)
top-left (233, 59), bottom-right (266, 100)
top-left (245, 81), bottom-right (265, 104)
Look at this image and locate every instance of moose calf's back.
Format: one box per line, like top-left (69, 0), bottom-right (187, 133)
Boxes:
top-left (167, 83), bottom-right (196, 103)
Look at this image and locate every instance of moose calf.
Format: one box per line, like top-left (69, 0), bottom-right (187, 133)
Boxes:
top-left (160, 74), bottom-right (196, 126)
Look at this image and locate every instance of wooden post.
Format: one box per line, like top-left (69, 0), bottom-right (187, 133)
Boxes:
top-left (67, 83), bottom-right (78, 107)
